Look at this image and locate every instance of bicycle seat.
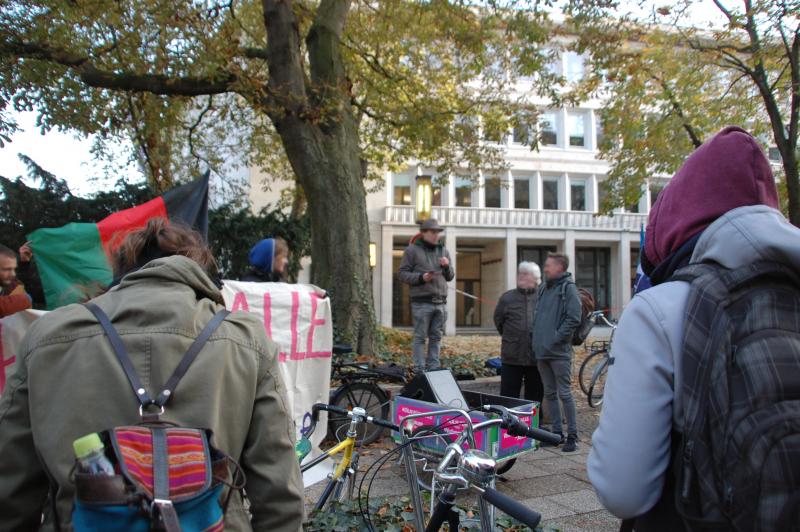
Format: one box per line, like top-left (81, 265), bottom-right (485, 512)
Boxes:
top-left (332, 344), bottom-right (354, 355)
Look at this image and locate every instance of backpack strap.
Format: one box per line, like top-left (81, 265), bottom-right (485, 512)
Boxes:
top-left (153, 310), bottom-right (230, 408)
top-left (151, 427), bottom-right (181, 532)
top-left (84, 303), bottom-right (230, 413)
top-left (85, 302), bottom-right (154, 409)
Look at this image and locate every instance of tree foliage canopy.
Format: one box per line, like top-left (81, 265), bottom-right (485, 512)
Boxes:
top-left (569, 0), bottom-right (799, 222)
top-left (0, 1), bottom-right (559, 190)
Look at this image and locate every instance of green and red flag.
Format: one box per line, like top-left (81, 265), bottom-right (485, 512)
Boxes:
top-left (28, 173), bottom-right (209, 309)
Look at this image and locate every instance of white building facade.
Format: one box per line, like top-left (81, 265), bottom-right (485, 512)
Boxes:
top-left (251, 51), bottom-right (668, 335)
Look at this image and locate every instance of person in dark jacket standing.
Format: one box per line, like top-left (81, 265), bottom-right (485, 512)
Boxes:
top-left (532, 252), bottom-right (582, 452)
top-left (494, 261), bottom-right (543, 403)
top-left (242, 237), bottom-right (289, 282)
top-left (397, 219), bottom-right (455, 374)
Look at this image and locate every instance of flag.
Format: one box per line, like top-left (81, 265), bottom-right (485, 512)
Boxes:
top-left (28, 173), bottom-right (209, 309)
top-left (633, 224), bottom-right (652, 295)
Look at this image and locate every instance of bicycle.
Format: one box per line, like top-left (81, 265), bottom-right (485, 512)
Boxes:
top-left (395, 404), bottom-right (562, 531)
top-left (327, 343), bottom-right (407, 445)
top-left (578, 310), bottom-right (617, 408)
top-left (298, 402), bottom-right (399, 511)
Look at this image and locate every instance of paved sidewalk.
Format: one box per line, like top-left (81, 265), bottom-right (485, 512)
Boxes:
top-left (305, 375), bottom-right (619, 531)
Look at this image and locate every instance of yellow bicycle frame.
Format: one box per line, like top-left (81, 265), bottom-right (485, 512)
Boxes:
top-left (324, 436), bottom-right (355, 479)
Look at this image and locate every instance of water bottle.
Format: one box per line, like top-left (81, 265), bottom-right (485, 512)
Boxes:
top-left (73, 433), bottom-right (115, 476)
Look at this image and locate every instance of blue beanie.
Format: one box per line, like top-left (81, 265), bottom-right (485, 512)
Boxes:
top-left (249, 238), bottom-right (275, 273)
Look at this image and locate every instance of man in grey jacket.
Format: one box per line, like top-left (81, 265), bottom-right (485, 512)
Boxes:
top-left (532, 252), bottom-right (582, 452)
top-left (397, 219), bottom-right (455, 373)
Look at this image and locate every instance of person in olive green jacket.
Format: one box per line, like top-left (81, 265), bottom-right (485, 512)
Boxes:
top-left (0, 219), bottom-right (304, 532)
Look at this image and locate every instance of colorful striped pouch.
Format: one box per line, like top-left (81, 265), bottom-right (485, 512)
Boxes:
top-left (73, 425), bottom-right (233, 532)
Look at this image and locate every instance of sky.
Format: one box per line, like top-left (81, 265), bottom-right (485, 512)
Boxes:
top-left (0, 111), bottom-right (141, 195)
top-left (0, 1), bottom-right (730, 198)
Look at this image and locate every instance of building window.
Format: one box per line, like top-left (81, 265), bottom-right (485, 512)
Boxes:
top-left (393, 175), bottom-right (411, 205)
top-left (543, 177), bottom-right (559, 210)
top-left (626, 197), bottom-right (640, 214)
top-left (650, 183), bottom-right (665, 207)
top-left (576, 247), bottom-right (611, 314)
top-left (456, 252), bottom-right (481, 327)
top-left (539, 111), bottom-right (559, 146)
top-left (485, 177), bottom-right (502, 208)
top-left (597, 180), bottom-right (608, 213)
top-left (432, 184), bottom-right (443, 206)
top-left (570, 180), bottom-right (587, 211)
top-left (518, 246), bottom-right (557, 270)
top-left (567, 112), bottom-right (586, 147)
top-left (768, 147), bottom-right (781, 162)
top-left (455, 176), bottom-right (473, 207)
top-left (545, 49), bottom-right (561, 76)
top-left (564, 52), bottom-right (584, 83)
top-left (392, 249), bottom-right (412, 326)
top-left (513, 123), bottom-right (532, 145)
top-left (514, 178), bottom-right (531, 209)
top-left (595, 114), bottom-right (605, 149)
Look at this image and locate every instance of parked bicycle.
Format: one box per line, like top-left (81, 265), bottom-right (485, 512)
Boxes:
top-left (298, 402), bottom-right (399, 511)
top-left (578, 310), bottom-right (617, 408)
top-left (327, 343), bottom-right (406, 445)
top-left (395, 404), bottom-right (561, 531)
top-left (329, 345), bottom-right (480, 445)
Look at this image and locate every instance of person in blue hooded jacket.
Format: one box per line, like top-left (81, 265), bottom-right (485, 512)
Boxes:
top-left (242, 237), bottom-right (290, 282)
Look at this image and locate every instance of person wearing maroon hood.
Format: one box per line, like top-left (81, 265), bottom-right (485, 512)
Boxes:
top-left (587, 127), bottom-right (800, 527)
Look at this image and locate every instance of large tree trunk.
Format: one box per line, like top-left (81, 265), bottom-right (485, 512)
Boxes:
top-left (782, 152), bottom-right (799, 227)
top-left (264, 0), bottom-right (377, 354)
top-left (278, 124), bottom-right (377, 353)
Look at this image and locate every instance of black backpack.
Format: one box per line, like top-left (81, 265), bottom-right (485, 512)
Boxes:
top-left (670, 261), bottom-right (800, 531)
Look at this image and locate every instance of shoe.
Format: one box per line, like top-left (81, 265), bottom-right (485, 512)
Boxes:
top-left (540, 432), bottom-right (563, 447)
top-left (562, 435), bottom-right (578, 453)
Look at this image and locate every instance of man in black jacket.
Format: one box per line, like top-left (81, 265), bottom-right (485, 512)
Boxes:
top-left (397, 219), bottom-right (455, 374)
top-left (494, 261), bottom-right (543, 404)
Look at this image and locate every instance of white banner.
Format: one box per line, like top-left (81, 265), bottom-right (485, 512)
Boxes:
top-left (0, 309), bottom-right (48, 394)
top-left (220, 281), bottom-right (333, 473)
top-left (1, 283), bottom-right (333, 483)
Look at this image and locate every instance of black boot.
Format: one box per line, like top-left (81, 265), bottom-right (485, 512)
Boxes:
top-left (562, 434), bottom-right (578, 453)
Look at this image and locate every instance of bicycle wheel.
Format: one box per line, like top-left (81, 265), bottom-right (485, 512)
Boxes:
top-left (587, 358), bottom-right (610, 408)
top-left (579, 350), bottom-right (606, 396)
top-left (329, 382), bottom-right (389, 446)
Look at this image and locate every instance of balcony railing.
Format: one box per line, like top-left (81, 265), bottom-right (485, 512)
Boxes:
top-left (384, 206), bottom-right (647, 232)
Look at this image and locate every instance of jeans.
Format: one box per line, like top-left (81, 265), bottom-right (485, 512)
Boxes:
top-left (411, 301), bottom-right (446, 373)
top-left (500, 364), bottom-right (544, 403)
top-left (537, 358), bottom-right (577, 438)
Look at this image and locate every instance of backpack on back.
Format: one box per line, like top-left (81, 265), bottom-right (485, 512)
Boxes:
top-left (556, 282), bottom-right (596, 345)
top-left (670, 261), bottom-right (800, 532)
top-left (71, 303), bottom-right (245, 532)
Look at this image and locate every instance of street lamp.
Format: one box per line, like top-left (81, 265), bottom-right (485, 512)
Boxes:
top-left (415, 175), bottom-right (432, 223)
top-left (368, 242), bottom-right (377, 269)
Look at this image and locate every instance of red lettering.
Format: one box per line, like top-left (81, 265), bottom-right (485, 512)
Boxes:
top-left (306, 293), bottom-right (326, 355)
top-left (231, 292), bottom-right (249, 313)
top-left (0, 323), bottom-right (17, 394)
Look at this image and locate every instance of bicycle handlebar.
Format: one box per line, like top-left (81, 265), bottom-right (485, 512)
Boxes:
top-left (481, 487), bottom-right (542, 528)
top-left (309, 403), bottom-right (399, 435)
top-left (480, 405), bottom-right (562, 445)
top-left (589, 310), bottom-right (616, 328)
